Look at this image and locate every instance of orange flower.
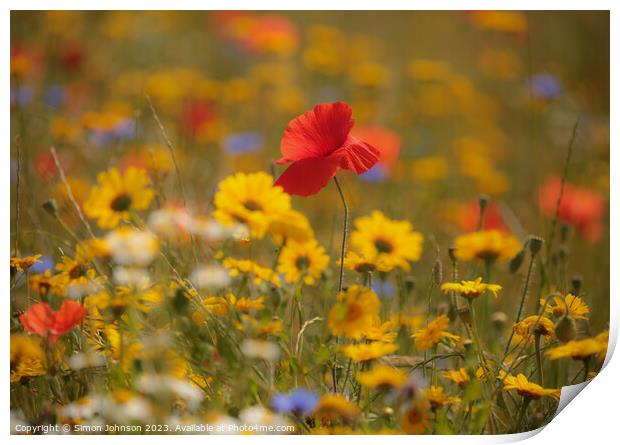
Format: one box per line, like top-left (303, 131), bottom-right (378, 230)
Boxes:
top-left (20, 301), bottom-right (87, 343)
top-left (538, 176), bottom-right (606, 242)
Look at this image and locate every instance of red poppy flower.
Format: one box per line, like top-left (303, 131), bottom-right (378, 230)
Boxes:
top-left (274, 102), bottom-right (380, 196)
top-left (538, 176), bottom-right (606, 242)
top-left (20, 300), bottom-right (87, 343)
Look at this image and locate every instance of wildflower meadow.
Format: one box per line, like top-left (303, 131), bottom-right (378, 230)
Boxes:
top-left (9, 10), bottom-right (610, 435)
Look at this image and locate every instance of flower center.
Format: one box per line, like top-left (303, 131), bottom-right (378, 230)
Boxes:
top-left (243, 199), bottom-right (263, 212)
top-left (69, 264), bottom-right (85, 279)
top-left (345, 303), bottom-right (363, 322)
top-left (295, 255), bottom-right (311, 270)
top-left (374, 238), bottom-right (394, 254)
top-left (110, 193), bottom-right (133, 212)
top-left (476, 250), bottom-right (499, 262)
top-left (552, 306), bottom-right (566, 318)
top-left (406, 407), bottom-right (423, 424)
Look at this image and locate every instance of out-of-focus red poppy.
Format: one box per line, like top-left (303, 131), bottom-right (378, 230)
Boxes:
top-left (11, 44), bottom-right (40, 77)
top-left (182, 100), bottom-right (216, 135)
top-left (61, 43), bottom-right (84, 71)
top-left (458, 201), bottom-right (508, 233)
top-left (20, 300), bottom-right (87, 343)
top-left (212, 12), bottom-right (298, 56)
top-left (538, 176), bottom-right (606, 242)
top-left (33, 152), bottom-right (58, 180)
top-left (274, 102), bottom-right (380, 196)
top-left (352, 126), bottom-right (401, 167)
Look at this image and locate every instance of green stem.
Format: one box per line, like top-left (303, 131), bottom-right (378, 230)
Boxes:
top-left (467, 299), bottom-right (488, 371)
top-left (503, 251), bottom-right (537, 359)
top-left (333, 176), bottom-right (348, 294)
top-left (582, 357), bottom-right (591, 383)
top-left (534, 333), bottom-right (544, 385)
top-left (332, 176), bottom-right (349, 394)
top-left (514, 396), bottom-right (532, 433)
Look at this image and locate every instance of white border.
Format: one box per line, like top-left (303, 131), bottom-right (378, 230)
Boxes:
top-left (4, 2), bottom-right (617, 444)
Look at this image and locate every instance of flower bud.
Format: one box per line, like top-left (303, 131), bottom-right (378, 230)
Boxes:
top-left (509, 248), bottom-right (526, 273)
top-left (555, 315), bottom-right (577, 343)
top-left (42, 199), bottom-right (58, 216)
top-left (528, 236), bottom-right (544, 256)
top-left (404, 276), bottom-right (416, 294)
top-left (448, 247), bottom-right (457, 263)
top-left (571, 275), bottom-right (583, 295)
top-left (558, 245), bottom-right (569, 260)
top-left (478, 194), bottom-right (490, 213)
top-left (491, 312), bottom-right (507, 331)
top-left (432, 259), bottom-right (443, 286)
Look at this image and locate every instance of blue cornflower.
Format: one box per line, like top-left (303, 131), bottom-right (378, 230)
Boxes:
top-left (31, 256), bottom-right (55, 274)
top-left (10, 85), bottom-right (34, 107)
top-left (271, 388), bottom-right (318, 416)
top-left (530, 73), bottom-right (562, 100)
top-left (359, 163), bottom-right (388, 183)
top-left (373, 279), bottom-right (396, 299)
top-left (223, 132), bottom-right (264, 155)
top-left (45, 85), bottom-right (65, 108)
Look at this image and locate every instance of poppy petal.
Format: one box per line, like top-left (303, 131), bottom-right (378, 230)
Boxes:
top-left (336, 136), bottom-right (381, 174)
top-left (19, 302), bottom-right (54, 336)
top-left (274, 156), bottom-right (341, 196)
top-left (280, 102), bottom-right (354, 162)
top-left (51, 300), bottom-right (87, 337)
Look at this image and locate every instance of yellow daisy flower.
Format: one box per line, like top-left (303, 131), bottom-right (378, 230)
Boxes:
top-left (512, 315), bottom-right (554, 344)
top-left (258, 318), bottom-right (284, 336)
top-left (343, 250), bottom-right (390, 274)
top-left (314, 394), bottom-right (360, 424)
top-left (10, 335), bottom-right (46, 382)
top-left (401, 399), bottom-right (431, 434)
top-left (349, 210), bottom-right (424, 272)
top-left (453, 230), bottom-right (521, 263)
top-left (193, 297), bottom-right (229, 324)
top-left (229, 294), bottom-right (265, 313)
top-left (223, 257), bottom-right (281, 287)
top-left (75, 238), bottom-right (111, 261)
top-left (341, 342), bottom-right (397, 362)
top-left (546, 333), bottom-right (608, 361)
top-left (213, 172), bottom-right (291, 238)
top-left (55, 255), bottom-right (92, 282)
top-left (10, 254), bottom-right (42, 272)
top-left (412, 315), bottom-right (460, 351)
top-left (440, 277), bottom-right (501, 299)
top-left (356, 365), bottom-right (408, 390)
top-left (277, 239), bottom-right (329, 285)
top-left (363, 318), bottom-right (398, 343)
top-left (268, 209), bottom-right (314, 244)
top-left (424, 386), bottom-right (461, 409)
top-left (28, 270), bottom-right (63, 296)
top-left (500, 372), bottom-right (560, 400)
top-left (328, 285), bottom-right (380, 339)
top-left (440, 368), bottom-right (470, 388)
top-left (84, 167), bottom-right (154, 229)
top-left (541, 294), bottom-right (590, 320)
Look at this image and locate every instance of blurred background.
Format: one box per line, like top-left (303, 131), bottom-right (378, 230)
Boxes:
top-left (10, 11), bottom-right (609, 329)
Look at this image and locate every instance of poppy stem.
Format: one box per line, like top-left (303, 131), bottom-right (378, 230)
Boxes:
top-left (333, 176), bottom-right (348, 294)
